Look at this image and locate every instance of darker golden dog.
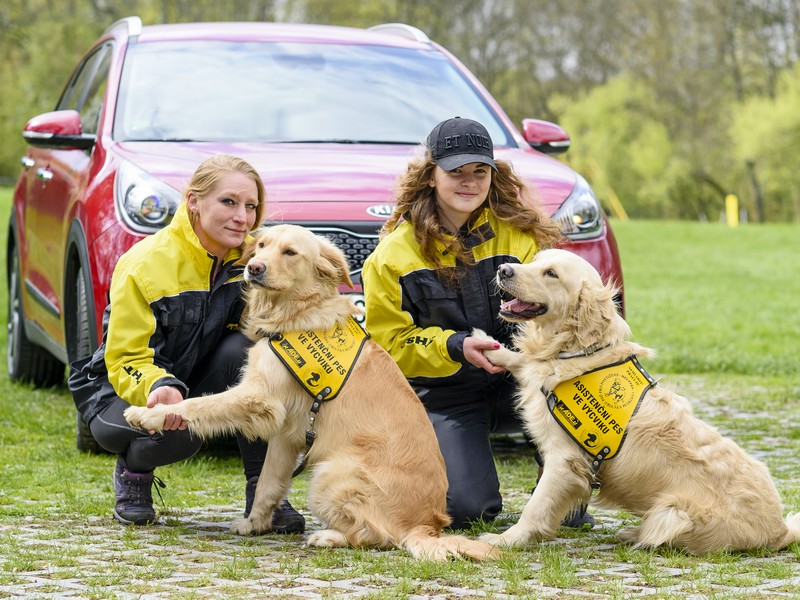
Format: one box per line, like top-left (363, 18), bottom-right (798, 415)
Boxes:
top-left (475, 248), bottom-right (799, 554)
top-left (126, 224), bottom-right (496, 561)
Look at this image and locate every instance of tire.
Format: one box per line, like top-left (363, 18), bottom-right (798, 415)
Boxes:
top-left (76, 411), bottom-right (103, 453)
top-left (72, 263), bottom-right (106, 454)
top-left (6, 245), bottom-right (64, 387)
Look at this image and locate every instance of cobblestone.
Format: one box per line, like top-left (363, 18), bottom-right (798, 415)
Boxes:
top-left (2, 505), bottom-right (798, 599)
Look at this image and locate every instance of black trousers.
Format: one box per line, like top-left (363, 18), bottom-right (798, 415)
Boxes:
top-left (426, 376), bottom-right (533, 529)
top-left (89, 332), bottom-right (266, 478)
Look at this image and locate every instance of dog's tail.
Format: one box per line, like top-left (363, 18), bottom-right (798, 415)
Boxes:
top-left (778, 513), bottom-right (800, 549)
top-left (401, 526), bottom-right (500, 561)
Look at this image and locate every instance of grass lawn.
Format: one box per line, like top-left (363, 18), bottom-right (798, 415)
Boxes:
top-left (1, 188), bottom-right (798, 598)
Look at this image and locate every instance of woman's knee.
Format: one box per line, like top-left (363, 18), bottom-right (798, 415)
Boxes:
top-left (125, 429), bottom-right (203, 471)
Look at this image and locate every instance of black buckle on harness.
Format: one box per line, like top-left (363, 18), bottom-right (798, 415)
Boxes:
top-left (292, 387), bottom-right (332, 478)
top-left (589, 446), bottom-right (611, 490)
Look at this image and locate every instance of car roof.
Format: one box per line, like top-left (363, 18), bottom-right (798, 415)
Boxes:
top-left (128, 21), bottom-right (434, 49)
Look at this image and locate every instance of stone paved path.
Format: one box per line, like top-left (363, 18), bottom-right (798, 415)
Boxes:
top-left (2, 505), bottom-right (799, 599)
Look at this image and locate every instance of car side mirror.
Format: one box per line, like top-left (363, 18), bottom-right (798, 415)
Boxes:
top-left (23, 110), bottom-right (96, 150)
top-left (521, 118), bottom-right (571, 155)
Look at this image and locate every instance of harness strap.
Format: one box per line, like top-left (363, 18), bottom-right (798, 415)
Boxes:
top-left (545, 390), bottom-right (607, 490)
top-left (291, 389), bottom-right (330, 478)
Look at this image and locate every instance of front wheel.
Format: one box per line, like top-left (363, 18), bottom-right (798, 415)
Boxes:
top-left (71, 263), bottom-right (105, 454)
top-left (7, 244), bottom-right (64, 387)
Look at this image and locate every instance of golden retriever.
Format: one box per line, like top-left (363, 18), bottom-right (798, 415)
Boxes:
top-left (125, 224), bottom-right (496, 561)
top-left (474, 248), bottom-right (800, 554)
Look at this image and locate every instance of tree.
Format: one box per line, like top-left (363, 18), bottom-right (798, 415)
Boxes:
top-left (553, 76), bottom-right (688, 219)
top-left (2, 0), bottom-right (798, 221)
top-left (731, 62), bottom-right (800, 221)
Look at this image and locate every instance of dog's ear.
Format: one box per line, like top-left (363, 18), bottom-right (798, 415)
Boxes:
top-left (235, 235), bottom-right (258, 267)
top-left (316, 237), bottom-right (354, 289)
top-left (570, 280), bottom-right (618, 348)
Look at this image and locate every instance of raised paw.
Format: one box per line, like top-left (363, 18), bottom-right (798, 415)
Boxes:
top-left (470, 328), bottom-right (495, 344)
top-left (123, 406), bottom-right (165, 432)
top-left (306, 529), bottom-right (348, 548)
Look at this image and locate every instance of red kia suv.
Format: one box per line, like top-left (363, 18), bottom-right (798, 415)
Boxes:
top-left (6, 18), bottom-right (623, 450)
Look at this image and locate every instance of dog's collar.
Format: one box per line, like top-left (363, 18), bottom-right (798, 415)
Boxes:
top-left (252, 328), bottom-right (279, 340)
top-left (556, 343), bottom-right (610, 360)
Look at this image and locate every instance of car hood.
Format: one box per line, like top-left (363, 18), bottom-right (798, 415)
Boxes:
top-left (115, 141), bottom-right (577, 220)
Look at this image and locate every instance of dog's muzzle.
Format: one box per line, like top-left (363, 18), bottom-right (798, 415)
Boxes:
top-left (499, 298), bottom-right (548, 320)
top-left (245, 261), bottom-right (267, 286)
top-left (496, 264), bottom-right (548, 320)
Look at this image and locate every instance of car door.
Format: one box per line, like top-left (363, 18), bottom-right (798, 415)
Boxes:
top-left (20, 43), bottom-right (112, 348)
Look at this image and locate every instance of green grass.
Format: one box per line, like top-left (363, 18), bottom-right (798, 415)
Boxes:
top-left (614, 218), bottom-right (800, 377)
top-left (0, 188), bottom-right (799, 596)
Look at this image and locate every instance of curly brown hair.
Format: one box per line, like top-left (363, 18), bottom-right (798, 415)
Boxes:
top-left (381, 150), bottom-right (562, 282)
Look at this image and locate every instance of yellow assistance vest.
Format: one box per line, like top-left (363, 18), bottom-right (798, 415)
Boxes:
top-left (268, 316), bottom-right (369, 401)
top-left (546, 356), bottom-right (655, 466)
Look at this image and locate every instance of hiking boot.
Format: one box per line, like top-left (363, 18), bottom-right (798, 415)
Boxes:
top-left (271, 499), bottom-right (306, 533)
top-left (113, 455), bottom-right (157, 525)
top-left (562, 503), bottom-right (595, 529)
top-left (244, 476), bottom-right (306, 533)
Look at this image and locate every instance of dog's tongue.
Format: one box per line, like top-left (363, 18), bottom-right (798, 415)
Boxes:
top-left (501, 298), bottom-right (538, 314)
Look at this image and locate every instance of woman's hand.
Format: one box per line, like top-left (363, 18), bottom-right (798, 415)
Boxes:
top-left (463, 336), bottom-right (506, 374)
top-left (146, 386), bottom-right (187, 431)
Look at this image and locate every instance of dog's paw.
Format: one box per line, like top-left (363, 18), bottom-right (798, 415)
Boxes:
top-left (618, 526), bottom-right (640, 545)
top-left (470, 328), bottom-right (493, 342)
top-left (480, 525), bottom-right (530, 548)
top-left (123, 406), bottom-right (165, 432)
top-left (479, 532), bottom-right (514, 547)
top-left (470, 328), bottom-right (521, 369)
top-left (306, 529), bottom-right (348, 548)
top-left (230, 517), bottom-right (259, 536)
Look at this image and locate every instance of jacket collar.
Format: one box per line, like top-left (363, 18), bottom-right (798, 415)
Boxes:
top-left (434, 207), bottom-right (495, 255)
top-left (170, 203), bottom-right (245, 268)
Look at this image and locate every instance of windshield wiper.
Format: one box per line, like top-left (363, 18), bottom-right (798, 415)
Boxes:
top-left (123, 138), bottom-right (196, 142)
top-left (278, 139), bottom-right (416, 145)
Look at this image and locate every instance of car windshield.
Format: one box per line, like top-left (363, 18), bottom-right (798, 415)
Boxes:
top-left (114, 40), bottom-right (512, 146)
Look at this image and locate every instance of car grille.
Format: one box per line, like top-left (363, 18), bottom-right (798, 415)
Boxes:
top-left (307, 226), bottom-right (380, 278)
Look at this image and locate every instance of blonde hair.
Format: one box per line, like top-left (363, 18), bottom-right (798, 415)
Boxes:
top-left (382, 150), bottom-right (562, 284)
top-left (184, 154), bottom-right (266, 231)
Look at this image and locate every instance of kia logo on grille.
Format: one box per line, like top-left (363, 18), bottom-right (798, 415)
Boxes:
top-left (366, 204), bottom-right (394, 219)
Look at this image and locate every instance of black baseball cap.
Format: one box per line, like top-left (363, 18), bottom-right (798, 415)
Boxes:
top-left (426, 117), bottom-right (497, 171)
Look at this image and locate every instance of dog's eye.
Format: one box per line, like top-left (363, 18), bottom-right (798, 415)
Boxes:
top-left (283, 248), bottom-right (297, 256)
top-left (544, 269), bottom-right (558, 279)
top-left (257, 242), bottom-right (265, 248)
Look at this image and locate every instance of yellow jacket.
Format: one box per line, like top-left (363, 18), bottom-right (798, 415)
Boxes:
top-left (69, 203), bottom-right (247, 421)
top-left (362, 208), bottom-right (538, 409)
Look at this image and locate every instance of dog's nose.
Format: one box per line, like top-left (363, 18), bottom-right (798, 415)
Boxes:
top-left (247, 261), bottom-right (266, 277)
top-left (497, 264), bottom-right (515, 281)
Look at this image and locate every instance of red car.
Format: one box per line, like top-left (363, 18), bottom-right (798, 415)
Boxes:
top-left (6, 18), bottom-right (623, 450)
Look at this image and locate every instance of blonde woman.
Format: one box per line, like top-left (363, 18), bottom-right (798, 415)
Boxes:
top-left (69, 155), bottom-right (303, 531)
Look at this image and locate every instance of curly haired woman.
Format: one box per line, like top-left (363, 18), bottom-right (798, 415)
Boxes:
top-left (363, 117), bottom-right (592, 530)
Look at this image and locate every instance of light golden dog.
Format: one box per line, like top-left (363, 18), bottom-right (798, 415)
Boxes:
top-left (475, 248), bottom-right (800, 554)
top-left (125, 224), bottom-right (496, 561)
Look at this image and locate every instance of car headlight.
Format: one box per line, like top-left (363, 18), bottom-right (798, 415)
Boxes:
top-left (551, 175), bottom-right (605, 240)
top-left (115, 160), bottom-right (181, 233)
